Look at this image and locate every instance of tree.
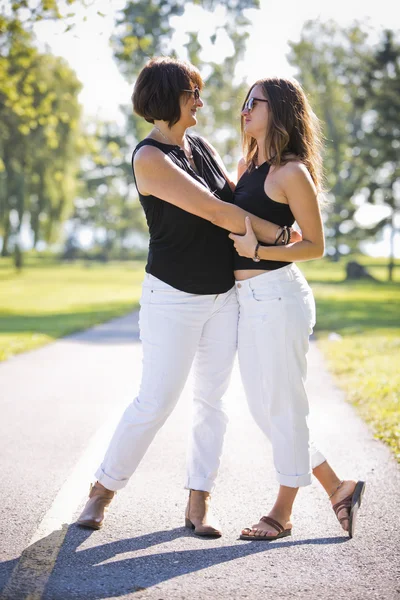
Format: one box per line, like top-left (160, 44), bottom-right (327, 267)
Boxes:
top-left (112, 0), bottom-right (259, 75)
top-left (70, 118), bottom-right (146, 260)
top-left (289, 21), bottom-right (400, 274)
top-left (111, 0), bottom-right (260, 168)
top-left (0, 14), bottom-right (83, 263)
top-left (357, 30), bottom-right (400, 280)
top-left (288, 21), bottom-right (375, 260)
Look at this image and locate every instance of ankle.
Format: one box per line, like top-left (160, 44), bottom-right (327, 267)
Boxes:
top-left (268, 507), bottom-right (292, 524)
top-left (92, 482), bottom-right (114, 496)
top-left (328, 479), bottom-right (344, 500)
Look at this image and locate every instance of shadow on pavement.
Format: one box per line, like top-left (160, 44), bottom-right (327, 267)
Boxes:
top-left (0, 525), bottom-right (348, 599)
top-left (43, 525), bottom-right (347, 599)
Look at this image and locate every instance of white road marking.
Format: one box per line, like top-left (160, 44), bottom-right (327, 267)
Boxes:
top-left (1, 410), bottom-right (122, 600)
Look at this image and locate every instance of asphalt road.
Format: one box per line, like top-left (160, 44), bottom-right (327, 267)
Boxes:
top-left (0, 311), bottom-right (399, 600)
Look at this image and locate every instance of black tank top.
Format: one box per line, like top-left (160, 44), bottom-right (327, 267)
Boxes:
top-left (131, 133), bottom-right (235, 294)
top-left (234, 162), bottom-right (295, 271)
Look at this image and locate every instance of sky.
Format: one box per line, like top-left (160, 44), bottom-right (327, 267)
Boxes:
top-left (32, 0), bottom-right (397, 124)
top-left (31, 0), bottom-right (399, 256)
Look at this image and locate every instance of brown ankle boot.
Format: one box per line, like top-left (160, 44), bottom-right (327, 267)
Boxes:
top-left (185, 490), bottom-right (222, 537)
top-left (77, 482), bottom-right (115, 530)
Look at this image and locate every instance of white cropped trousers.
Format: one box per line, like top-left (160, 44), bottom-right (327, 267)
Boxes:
top-left (236, 264), bottom-right (326, 488)
top-left (96, 274), bottom-right (239, 492)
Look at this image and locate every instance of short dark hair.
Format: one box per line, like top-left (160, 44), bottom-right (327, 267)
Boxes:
top-left (132, 56), bottom-right (203, 127)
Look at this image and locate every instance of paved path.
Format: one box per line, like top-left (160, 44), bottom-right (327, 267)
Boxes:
top-left (0, 311), bottom-right (399, 600)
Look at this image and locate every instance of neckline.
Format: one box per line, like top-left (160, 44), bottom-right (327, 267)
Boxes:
top-left (144, 135), bottom-right (194, 156)
top-left (144, 137), bottom-right (178, 148)
top-left (254, 161), bottom-right (270, 171)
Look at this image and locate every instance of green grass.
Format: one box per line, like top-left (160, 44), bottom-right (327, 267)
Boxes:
top-left (0, 256), bottom-right (145, 361)
top-left (1, 253), bottom-right (399, 461)
top-left (299, 256), bottom-right (400, 462)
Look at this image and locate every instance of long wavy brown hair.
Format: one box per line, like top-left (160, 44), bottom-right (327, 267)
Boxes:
top-left (241, 77), bottom-right (325, 194)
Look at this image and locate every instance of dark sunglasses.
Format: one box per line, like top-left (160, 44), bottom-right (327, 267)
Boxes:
top-left (243, 96), bottom-right (269, 112)
top-left (182, 87), bottom-right (200, 101)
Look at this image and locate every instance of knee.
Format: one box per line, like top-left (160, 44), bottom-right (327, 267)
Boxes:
top-left (124, 393), bottom-right (176, 423)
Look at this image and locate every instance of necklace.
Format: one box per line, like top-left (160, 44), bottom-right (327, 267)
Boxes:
top-left (153, 126), bottom-right (193, 161)
top-left (254, 154), bottom-right (275, 169)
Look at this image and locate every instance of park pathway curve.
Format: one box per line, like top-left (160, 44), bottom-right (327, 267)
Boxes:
top-left (0, 311), bottom-right (399, 600)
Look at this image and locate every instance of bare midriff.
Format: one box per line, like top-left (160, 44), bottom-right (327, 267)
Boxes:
top-left (234, 269), bottom-right (271, 281)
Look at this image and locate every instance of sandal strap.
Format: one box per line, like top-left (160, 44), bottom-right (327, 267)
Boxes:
top-left (259, 516), bottom-right (284, 533)
top-left (332, 494), bottom-right (353, 516)
top-left (338, 516), bottom-right (350, 524)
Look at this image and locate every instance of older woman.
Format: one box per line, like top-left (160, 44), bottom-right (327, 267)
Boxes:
top-left (77, 58), bottom-right (297, 536)
top-left (230, 77), bottom-right (365, 540)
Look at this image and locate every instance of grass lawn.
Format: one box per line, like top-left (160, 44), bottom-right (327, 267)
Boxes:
top-left (1, 253), bottom-right (399, 462)
top-left (0, 256), bottom-right (145, 361)
top-left (299, 256), bottom-right (400, 462)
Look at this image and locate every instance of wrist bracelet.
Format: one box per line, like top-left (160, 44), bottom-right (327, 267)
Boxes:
top-left (253, 242), bottom-right (261, 262)
top-left (283, 226), bottom-right (289, 245)
top-left (282, 226), bottom-right (289, 245)
top-left (274, 226), bottom-right (283, 246)
top-left (274, 229), bottom-right (284, 246)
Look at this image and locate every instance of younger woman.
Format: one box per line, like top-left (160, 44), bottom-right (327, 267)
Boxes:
top-left (229, 78), bottom-right (365, 540)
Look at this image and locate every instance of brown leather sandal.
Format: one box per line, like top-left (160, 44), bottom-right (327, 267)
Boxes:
top-left (332, 480), bottom-right (366, 538)
top-left (239, 516), bottom-right (292, 541)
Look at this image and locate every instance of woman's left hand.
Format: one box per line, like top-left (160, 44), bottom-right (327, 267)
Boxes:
top-left (229, 216), bottom-right (259, 258)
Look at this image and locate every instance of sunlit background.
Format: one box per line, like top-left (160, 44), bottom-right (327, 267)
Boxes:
top-left (1, 0), bottom-right (399, 461)
top-left (1, 0), bottom-right (399, 259)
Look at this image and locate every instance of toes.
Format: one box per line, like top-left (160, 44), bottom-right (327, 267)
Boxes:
top-left (341, 519), bottom-right (349, 532)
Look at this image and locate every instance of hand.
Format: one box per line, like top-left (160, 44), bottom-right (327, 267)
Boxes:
top-left (291, 228), bottom-right (302, 243)
top-left (229, 216), bottom-right (258, 258)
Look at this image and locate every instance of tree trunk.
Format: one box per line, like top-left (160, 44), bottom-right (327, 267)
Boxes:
top-left (387, 220), bottom-right (396, 282)
top-left (333, 223), bottom-right (341, 262)
top-left (14, 243), bottom-right (23, 270)
top-left (13, 217), bottom-right (24, 270)
top-left (1, 215), bottom-right (11, 257)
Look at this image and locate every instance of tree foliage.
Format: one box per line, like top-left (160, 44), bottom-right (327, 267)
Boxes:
top-left (112, 0), bottom-right (258, 76)
top-left (68, 117), bottom-right (147, 260)
top-left (0, 2), bottom-right (84, 264)
top-left (357, 30), bottom-right (400, 280)
top-left (289, 22), bottom-right (400, 276)
top-left (112, 0), bottom-right (259, 172)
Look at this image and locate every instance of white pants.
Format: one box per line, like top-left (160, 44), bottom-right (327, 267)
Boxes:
top-left (236, 264), bottom-right (326, 488)
top-left (96, 274), bottom-right (239, 492)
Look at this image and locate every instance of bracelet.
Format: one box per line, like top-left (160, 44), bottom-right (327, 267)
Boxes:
top-left (252, 242), bottom-right (261, 262)
top-left (282, 226), bottom-right (290, 245)
top-left (274, 228), bottom-right (284, 246)
top-left (283, 226), bottom-right (289, 245)
top-left (274, 225), bottom-right (292, 246)
top-left (274, 226), bottom-right (283, 246)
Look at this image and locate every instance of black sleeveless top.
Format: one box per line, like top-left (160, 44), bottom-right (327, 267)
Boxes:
top-left (131, 133), bottom-right (235, 294)
top-left (234, 162), bottom-right (295, 271)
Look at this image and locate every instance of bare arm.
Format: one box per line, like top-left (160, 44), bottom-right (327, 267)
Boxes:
top-left (134, 145), bottom-right (281, 244)
top-left (229, 162), bottom-right (324, 262)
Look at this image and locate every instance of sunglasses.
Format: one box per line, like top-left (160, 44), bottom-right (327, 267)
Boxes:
top-left (182, 87), bottom-right (200, 101)
top-left (243, 96), bottom-right (269, 112)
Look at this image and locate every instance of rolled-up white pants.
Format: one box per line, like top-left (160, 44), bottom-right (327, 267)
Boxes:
top-left (96, 274), bottom-right (239, 492)
top-left (236, 263), bottom-right (326, 488)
